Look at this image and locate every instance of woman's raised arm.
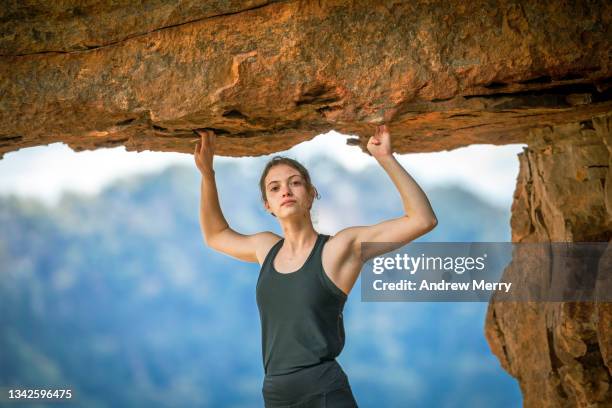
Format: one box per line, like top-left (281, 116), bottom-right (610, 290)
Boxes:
top-left (334, 125), bottom-right (438, 263)
top-left (194, 129), bottom-right (279, 264)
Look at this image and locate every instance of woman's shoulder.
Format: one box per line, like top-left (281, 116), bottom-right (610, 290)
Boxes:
top-left (254, 231), bottom-right (283, 266)
top-left (321, 227), bottom-right (363, 262)
top-left (322, 228), bottom-right (355, 248)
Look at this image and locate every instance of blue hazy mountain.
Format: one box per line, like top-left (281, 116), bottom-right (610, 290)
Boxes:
top-left (0, 156), bottom-right (520, 407)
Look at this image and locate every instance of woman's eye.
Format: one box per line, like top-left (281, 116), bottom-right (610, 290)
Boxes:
top-left (292, 181), bottom-right (301, 185)
top-left (271, 187), bottom-right (279, 191)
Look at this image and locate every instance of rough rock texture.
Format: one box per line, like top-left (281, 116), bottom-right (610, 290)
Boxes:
top-left (1, 1), bottom-right (611, 407)
top-left (485, 112), bottom-right (612, 407)
top-left (1, 0), bottom-right (611, 159)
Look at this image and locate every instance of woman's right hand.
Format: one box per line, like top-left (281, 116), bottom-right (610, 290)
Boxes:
top-left (194, 129), bottom-right (216, 175)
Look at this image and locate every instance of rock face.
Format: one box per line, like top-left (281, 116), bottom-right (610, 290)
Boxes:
top-left (485, 113), bottom-right (612, 407)
top-left (1, 0), bottom-right (611, 158)
top-left (1, 1), bottom-right (611, 406)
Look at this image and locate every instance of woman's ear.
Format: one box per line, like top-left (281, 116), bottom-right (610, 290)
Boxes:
top-left (308, 186), bottom-right (317, 210)
top-left (312, 186), bottom-right (319, 201)
top-left (264, 200), bottom-right (275, 216)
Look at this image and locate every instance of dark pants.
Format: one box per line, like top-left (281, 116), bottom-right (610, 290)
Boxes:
top-left (262, 360), bottom-right (358, 407)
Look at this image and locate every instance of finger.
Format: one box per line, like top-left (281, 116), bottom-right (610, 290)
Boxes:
top-left (204, 138), bottom-right (212, 153)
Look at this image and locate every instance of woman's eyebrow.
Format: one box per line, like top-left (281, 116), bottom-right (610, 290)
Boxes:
top-left (267, 174), bottom-right (302, 186)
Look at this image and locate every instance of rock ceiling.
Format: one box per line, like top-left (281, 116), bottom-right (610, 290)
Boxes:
top-left (1, 0), bottom-right (610, 159)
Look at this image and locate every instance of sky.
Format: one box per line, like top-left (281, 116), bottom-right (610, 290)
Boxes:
top-left (0, 130), bottom-right (525, 209)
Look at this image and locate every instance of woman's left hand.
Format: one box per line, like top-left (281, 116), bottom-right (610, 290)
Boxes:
top-left (367, 125), bottom-right (393, 159)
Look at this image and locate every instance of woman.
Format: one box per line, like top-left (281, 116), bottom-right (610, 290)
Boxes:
top-left (194, 125), bottom-right (438, 407)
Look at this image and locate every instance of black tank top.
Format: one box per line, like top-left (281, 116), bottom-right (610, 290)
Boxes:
top-left (256, 233), bottom-right (348, 376)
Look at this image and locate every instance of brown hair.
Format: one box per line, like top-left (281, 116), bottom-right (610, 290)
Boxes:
top-left (259, 156), bottom-right (320, 217)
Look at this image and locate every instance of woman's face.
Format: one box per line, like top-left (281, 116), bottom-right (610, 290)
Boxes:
top-left (264, 164), bottom-right (313, 218)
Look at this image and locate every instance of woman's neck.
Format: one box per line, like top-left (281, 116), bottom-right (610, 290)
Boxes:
top-left (279, 221), bottom-right (318, 254)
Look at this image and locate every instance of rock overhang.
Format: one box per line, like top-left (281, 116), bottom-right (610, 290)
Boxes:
top-left (1, 0), bottom-right (610, 158)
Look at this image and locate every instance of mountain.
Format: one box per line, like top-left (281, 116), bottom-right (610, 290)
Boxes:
top-left (0, 158), bottom-right (520, 407)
